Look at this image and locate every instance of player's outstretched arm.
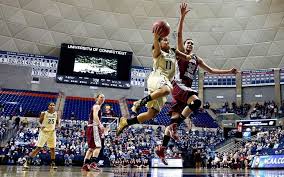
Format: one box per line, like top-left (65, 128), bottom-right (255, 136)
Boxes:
top-left (198, 56), bottom-right (238, 74)
top-left (152, 26), bottom-right (163, 58)
top-left (177, 2), bottom-right (190, 52)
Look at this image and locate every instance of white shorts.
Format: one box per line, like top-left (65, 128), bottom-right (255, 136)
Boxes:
top-left (146, 71), bottom-right (172, 112)
top-left (36, 130), bottom-right (56, 148)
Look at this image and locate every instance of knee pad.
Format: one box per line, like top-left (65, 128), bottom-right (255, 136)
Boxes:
top-left (187, 99), bottom-right (201, 112)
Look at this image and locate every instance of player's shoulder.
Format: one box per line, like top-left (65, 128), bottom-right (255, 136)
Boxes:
top-left (93, 104), bottom-right (100, 109)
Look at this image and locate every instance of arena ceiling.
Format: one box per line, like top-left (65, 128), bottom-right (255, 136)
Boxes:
top-left (0, 0), bottom-right (283, 70)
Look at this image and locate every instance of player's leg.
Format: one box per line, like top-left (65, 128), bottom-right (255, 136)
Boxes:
top-left (172, 94), bottom-right (201, 126)
top-left (170, 81), bottom-right (201, 127)
top-left (117, 78), bottom-right (170, 136)
top-left (89, 147), bottom-right (101, 171)
top-left (23, 131), bottom-right (47, 169)
top-left (132, 72), bottom-right (172, 114)
top-left (82, 148), bottom-right (94, 171)
top-left (117, 108), bottom-right (159, 136)
top-left (47, 131), bottom-right (57, 169)
top-left (132, 85), bottom-right (171, 113)
top-left (82, 126), bottom-right (95, 171)
top-left (89, 126), bottom-right (102, 171)
top-left (23, 147), bottom-right (42, 169)
top-left (155, 111), bottom-right (180, 165)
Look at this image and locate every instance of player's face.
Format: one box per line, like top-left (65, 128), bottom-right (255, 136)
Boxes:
top-left (97, 94), bottom-right (105, 104)
top-left (48, 103), bottom-right (55, 111)
top-left (184, 39), bottom-right (194, 53)
top-left (160, 37), bottom-right (170, 51)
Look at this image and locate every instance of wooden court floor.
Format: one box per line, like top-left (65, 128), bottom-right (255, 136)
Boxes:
top-left (1, 165), bottom-right (284, 177)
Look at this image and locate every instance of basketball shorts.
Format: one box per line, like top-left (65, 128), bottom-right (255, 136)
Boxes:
top-left (36, 130), bottom-right (56, 148)
top-left (169, 80), bottom-right (198, 116)
top-left (146, 71), bottom-right (173, 112)
top-left (86, 125), bottom-right (103, 148)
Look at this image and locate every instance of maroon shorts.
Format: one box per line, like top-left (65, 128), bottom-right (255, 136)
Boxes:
top-left (169, 80), bottom-right (198, 116)
top-left (86, 126), bottom-right (102, 149)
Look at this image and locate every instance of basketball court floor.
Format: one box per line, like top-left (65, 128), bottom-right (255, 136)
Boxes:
top-left (1, 165), bottom-right (284, 177)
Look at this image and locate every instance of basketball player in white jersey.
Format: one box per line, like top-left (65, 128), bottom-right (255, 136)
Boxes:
top-left (116, 24), bottom-right (194, 136)
top-left (23, 102), bottom-right (60, 170)
top-left (156, 3), bottom-right (237, 165)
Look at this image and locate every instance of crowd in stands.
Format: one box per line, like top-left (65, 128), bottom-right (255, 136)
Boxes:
top-left (250, 101), bottom-right (280, 119)
top-left (211, 102), bottom-right (251, 118)
top-left (0, 120), bottom-right (88, 166)
top-left (213, 127), bottom-right (284, 169)
top-left (0, 92), bottom-right (284, 169)
top-left (209, 100), bottom-right (284, 119)
top-left (0, 116), bottom-right (11, 140)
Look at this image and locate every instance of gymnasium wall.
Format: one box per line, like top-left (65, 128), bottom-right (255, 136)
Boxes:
top-left (204, 87), bottom-right (236, 108)
top-left (242, 86), bottom-right (275, 104)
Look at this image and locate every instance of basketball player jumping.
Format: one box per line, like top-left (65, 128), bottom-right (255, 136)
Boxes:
top-left (155, 2), bottom-right (238, 165)
top-left (23, 102), bottom-right (59, 170)
top-left (116, 23), bottom-right (194, 136)
top-left (82, 93), bottom-right (105, 171)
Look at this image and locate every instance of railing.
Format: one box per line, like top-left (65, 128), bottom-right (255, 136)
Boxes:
top-left (216, 133), bottom-right (259, 154)
top-left (214, 138), bottom-right (235, 151)
top-left (101, 116), bottom-right (119, 133)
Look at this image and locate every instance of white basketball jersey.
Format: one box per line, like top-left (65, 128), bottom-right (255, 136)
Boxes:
top-left (153, 49), bottom-right (176, 81)
top-left (42, 111), bottom-right (57, 132)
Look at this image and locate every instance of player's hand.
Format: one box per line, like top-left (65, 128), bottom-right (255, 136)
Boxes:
top-left (180, 2), bottom-right (190, 17)
top-left (230, 68), bottom-right (238, 74)
top-left (56, 124), bottom-right (61, 130)
top-left (99, 124), bottom-right (104, 133)
top-left (39, 125), bottom-right (45, 130)
top-left (152, 26), bottom-right (162, 39)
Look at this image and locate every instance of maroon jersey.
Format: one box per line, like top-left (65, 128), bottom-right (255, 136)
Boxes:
top-left (175, 54), bottom-right (198, 87)
top-left (88, 105), bottom-right (102, 125)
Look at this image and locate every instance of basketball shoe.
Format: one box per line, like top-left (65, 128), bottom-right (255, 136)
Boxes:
top-left (116, 117), bottom-right (128, 136)
top-left (155, 145), bottom-right (168, 165)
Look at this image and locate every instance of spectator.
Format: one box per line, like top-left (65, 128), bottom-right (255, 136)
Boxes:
top-left (14, 116), bottom-right (20, 128)
top-left (103, 105), bottom-right (116, 117)
top-left (21, 117), bottom-right (28, 127)
top-left (0, 104), bottom-right (4, 115)
top-left (70, 112), bottom-right (76, 120)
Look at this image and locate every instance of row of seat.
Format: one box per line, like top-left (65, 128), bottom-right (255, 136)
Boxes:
top-left (0, 89), bottom-right (217, 128)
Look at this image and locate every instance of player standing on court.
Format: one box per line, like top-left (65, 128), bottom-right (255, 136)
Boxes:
top-left (23, 102), bottom-right (60, 170)
top-left (82, 93), bottom-right (105, 171)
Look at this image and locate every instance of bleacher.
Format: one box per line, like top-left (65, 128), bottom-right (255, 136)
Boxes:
top-left (63, 96), bottom-right (121, 120)
top-left (0, 89), bottom-right (58, 117)
top-left (191, 110), bottom-right (219, 128)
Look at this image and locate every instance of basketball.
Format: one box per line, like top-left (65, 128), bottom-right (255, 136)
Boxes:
top-left (152, 20), bottom-right (170, 37)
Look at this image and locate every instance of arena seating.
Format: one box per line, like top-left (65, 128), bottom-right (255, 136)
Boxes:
top-left (191, 110), bottom-right (219, 128)
top-left (0, 89), bottom-right (58, 117)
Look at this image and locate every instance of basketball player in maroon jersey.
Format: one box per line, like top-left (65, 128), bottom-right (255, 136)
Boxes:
top-left (82, 94), bottom-right (105, 171)
top-left (155, 3), bottom-right (238, 165)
